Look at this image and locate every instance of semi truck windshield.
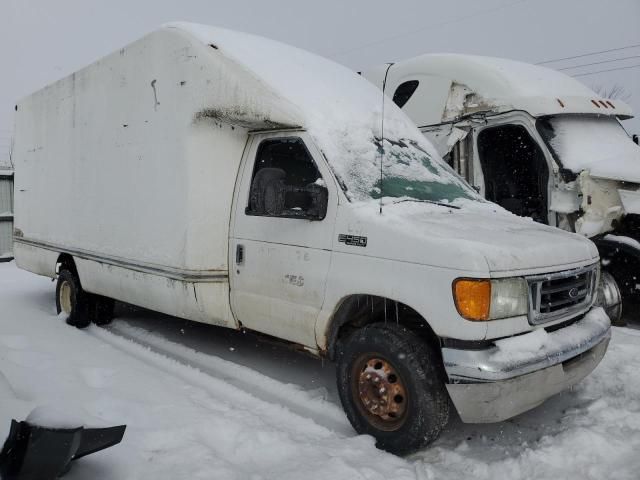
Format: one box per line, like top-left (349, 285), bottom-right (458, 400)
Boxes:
top-left (537, 115), bottom-right (640, 180)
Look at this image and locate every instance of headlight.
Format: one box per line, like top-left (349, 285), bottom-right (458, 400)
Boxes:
top-left (453, 277), bottom-right (528, 321)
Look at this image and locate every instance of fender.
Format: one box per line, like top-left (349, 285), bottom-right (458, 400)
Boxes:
top-left (594, 234), bottom-right (640, 298)
top-left (595, 235), bottom-right (640, 263)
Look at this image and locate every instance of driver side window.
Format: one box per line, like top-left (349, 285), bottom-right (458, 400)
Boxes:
top-left (246, 137), bottom-right (328, 220)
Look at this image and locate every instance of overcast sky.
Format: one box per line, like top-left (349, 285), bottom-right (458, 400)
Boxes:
top-left (1, 0), bottom-right (639, 163)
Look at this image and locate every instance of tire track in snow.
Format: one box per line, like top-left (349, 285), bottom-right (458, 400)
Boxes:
top-left (88, 322), bottom-right (353, 437)
top-left (84, 322), bottom-right (422, 479)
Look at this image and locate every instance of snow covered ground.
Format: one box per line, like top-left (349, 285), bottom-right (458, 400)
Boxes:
top-left (1, 261), bottom-right (639, 479)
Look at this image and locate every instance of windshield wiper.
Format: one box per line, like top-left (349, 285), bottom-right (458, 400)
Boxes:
top-left (392, 199), bottom-right (461, 209)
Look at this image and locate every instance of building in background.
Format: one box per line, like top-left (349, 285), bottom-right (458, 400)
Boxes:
top-left (0, 141), bottom-right (14, 261)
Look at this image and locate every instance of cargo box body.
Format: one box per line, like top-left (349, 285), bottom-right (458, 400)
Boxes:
top-left (11, 27), bottom-right (284, 326)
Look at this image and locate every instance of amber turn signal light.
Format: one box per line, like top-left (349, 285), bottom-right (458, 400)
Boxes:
top-left (453, 279), bottom-right (491, 321)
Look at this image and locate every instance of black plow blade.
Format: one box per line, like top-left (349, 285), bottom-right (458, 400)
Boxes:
top-left (0, 420), bottom-right (126, 480)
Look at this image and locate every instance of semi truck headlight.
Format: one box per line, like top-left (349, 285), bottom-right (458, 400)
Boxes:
top-left (453, 278), bottom-right (528, 321)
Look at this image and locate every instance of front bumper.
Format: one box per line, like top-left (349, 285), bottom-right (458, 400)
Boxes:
top-left (443, 307), bottom-right (611, 423)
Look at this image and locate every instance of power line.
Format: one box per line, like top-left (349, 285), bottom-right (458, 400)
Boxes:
top-left (333, 0), bottom-right (530, 57)
top-left (536, 43), bottom-right (640, 65)
top-left (556, 54), bottom-right (640, 71)
top-left (570, 63), bottom-right (640, 78)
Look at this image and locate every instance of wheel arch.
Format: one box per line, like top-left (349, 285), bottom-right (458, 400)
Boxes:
top-left (55, 253), bottom-right (78, 277)
top-left (324, 294), bottom-right (442, 361)
top-left (595, 236), bottom-right (640, 297)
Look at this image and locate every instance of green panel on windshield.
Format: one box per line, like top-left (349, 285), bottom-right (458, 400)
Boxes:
top-left (369, 177), bottom-right (473, 202)
top-left (366, 138), bottom-right (474, 202)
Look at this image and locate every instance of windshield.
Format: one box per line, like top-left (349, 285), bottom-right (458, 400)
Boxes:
top-left (537, 115), bottom-right (640, 182)
top-left (334, 136), bottom-right (477, 204)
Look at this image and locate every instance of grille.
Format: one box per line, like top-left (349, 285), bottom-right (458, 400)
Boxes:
top-left (527, 264), bottom-right (598, 325)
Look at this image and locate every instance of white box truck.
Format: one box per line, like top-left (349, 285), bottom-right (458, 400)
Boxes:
top-left (362, 54), bottom-right (640, 324)
top-left (13, 24), bottom-right (611, 454)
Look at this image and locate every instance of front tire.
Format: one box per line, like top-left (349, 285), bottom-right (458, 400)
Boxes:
top-left (56, 269), bottom-right (91, 329)
top-left (336, 323), bottom-right (450, 455)
top-left (598, 270), bottom-right (624, 326)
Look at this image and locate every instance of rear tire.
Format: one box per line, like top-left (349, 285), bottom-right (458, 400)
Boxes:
top-left (336, 323), bottom-right (450, 455)
top-left (92, 296), bottom-right (115, 326)
top-left (55, 269), bottom-right (91, 329)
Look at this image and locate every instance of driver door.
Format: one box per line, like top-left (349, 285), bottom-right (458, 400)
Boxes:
top-left (476, 123), bottom-right (550, 224)
top-left (229, 132), bottom-right (337, 347)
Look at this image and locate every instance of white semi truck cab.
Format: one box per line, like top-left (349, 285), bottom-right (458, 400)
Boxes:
top-left (362, 54), bottom-right (640, 324)
top-left (13, 25), bottom-right (610, 454)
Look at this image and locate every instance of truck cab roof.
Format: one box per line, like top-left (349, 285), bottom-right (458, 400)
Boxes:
top-left (361, 53), bottom-right (633, 126)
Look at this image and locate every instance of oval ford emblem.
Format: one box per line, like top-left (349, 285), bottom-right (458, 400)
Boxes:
top-left (568, 287), bottom-right (579, 298)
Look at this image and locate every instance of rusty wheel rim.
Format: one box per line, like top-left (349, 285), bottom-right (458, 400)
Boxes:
top-left (352, 355), bottom-right (408, 431)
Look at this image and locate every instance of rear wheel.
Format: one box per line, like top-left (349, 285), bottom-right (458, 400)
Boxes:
top-left (336, 323), bottom-right (450, 455)
top-left (55, 269), bottom-right (91, 328)
top-left (92, 296), bottom-right (115, 326)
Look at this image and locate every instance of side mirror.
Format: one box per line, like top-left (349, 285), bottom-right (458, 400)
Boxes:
top-left (272, 183), bottom-right (328, 220)
top-left (633, 134), bottom-right (639, 145)
top-left (249, 177), bottom-right (328, 221)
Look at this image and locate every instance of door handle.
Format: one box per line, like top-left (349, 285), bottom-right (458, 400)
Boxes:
top-left (236, 244), bottom-right (244, 265)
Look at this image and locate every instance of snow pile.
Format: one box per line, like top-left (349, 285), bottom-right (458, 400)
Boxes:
top-left (493, 328), bottom-right (550, 359)
top-left (168, 23), bottom-right (475, 203)
top-left (25, 405), bottom-right (92, 430)
top-left (1, 262), bottom-right (639, 479)
top-left (0, 370), bottom-right (35, 442)
top-left (546, 116), bottom-right (640, 183)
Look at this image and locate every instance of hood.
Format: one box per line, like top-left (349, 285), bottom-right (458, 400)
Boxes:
top-left (585, 160), bottom-right (640, 185)
top-left (337, 201), bottom-right (598, 274)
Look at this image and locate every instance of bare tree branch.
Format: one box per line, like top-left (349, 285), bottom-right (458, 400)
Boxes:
top-left (591, 84), bottom-right (632, 101)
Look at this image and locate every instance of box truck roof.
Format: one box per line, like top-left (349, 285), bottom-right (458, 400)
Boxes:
top-left (166, 23), bottom-right (472, 203)
top-left (363, 53), bottom-right (633, 126)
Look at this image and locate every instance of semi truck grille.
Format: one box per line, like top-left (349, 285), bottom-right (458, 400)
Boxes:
top-left (527, 264), bottom-right (598, 325)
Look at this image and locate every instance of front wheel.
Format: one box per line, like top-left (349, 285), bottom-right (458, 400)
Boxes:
top-left (597, 270), bottom-right (624, 326)
top-left (336, 323), bottom-right (450, 455)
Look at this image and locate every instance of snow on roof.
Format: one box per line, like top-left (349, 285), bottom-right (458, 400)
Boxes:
top-left (403, 54), bottom-right (595, 98)
top-left (166, 23), bottom-right (469, 202)
top-left (363, 54), bottom-right (633, 125)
